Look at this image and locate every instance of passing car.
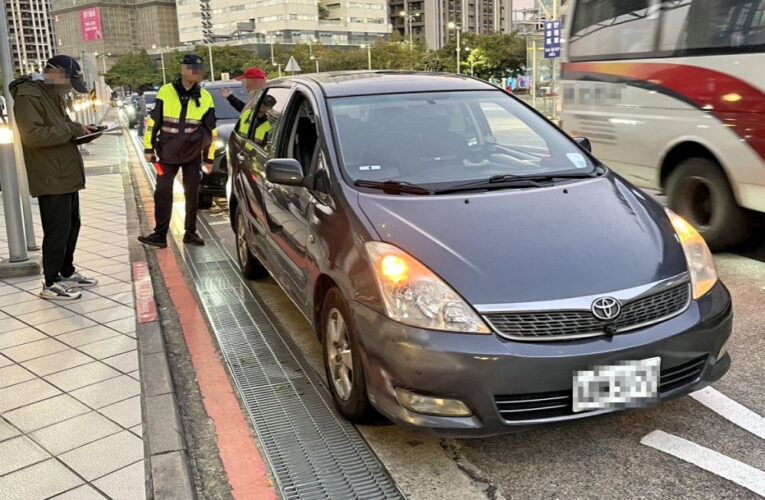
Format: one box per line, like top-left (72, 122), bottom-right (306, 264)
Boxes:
top-left (227, 72), bottom-right (732, 437)
top-left (198, 81), bottom-right (250, 208)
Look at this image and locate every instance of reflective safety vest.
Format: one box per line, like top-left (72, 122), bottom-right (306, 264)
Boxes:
top-left (237, 108), bottom-right (254, 135)
top-left (144, 81), bottom-right (217, 165)
top-left (254, 120), bottom-right (271, 141)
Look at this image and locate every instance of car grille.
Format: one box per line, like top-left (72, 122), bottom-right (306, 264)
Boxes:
top-left (494, 355), bottom-right (707, 423)
top-left (485, 283), bottom-right (691, 341)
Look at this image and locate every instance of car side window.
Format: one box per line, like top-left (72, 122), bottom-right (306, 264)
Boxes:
top-left (247, 87), bottom-right (291, 146)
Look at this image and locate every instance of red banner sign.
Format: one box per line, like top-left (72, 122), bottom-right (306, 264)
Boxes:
top-left (80, 7), bottom-right (103, 41)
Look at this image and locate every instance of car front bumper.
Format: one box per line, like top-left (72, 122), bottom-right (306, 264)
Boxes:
top-left (200, 153), bottom-right (227, 197)
top-left (351, 281), bottom-right (732, 437)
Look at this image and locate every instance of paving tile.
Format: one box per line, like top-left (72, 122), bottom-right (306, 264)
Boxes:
top-left (86, 305), bottom-right (135, 324)
top-left (0, 291), bottom-right (38, 307)
top-left (80, 335), bottom-right (136, 360)
top-left (91, 281), bottom-right (133, 297)
top-left (0, 435), bottom-right (49, 476)
top-left (0, 317), bottom-right (29, 334)
top-left (4, 394), bottom-right (90, 433)
top-left (0, 284), bottom-right (18, 296)
top-left (92, 460), bottom-right (146, 500)
top-left (57, 325), bottom-right (122, 348)
top-left (100, 396), bottom-right (142, 428)
top-left (0, 327), bottom-right (47, 350)
top-left (50, 484), bottom-right (108, 499)
top-left (0, 417), bottom-right (20, 442)
top-left (44, 361), bottom-right (121, 392)
top-left (103, 349), bottom-right (139, 373)
top-left (36, 315), bottom-right (98, 336)
top-left (98, 263), bottom-right (132, 276)
top-left (22, 349), bottom-right (93, 377)
top-left (16, 307), bottom-right (78, 326)
top-left (0, 353), bottom-right (12, 368)
top-left (105, 317), bottom-right (136, 334)
top-left (12, 278), bottom-right (46, 291)
top-left (1, 338), bottom-right (69, 363)
top-left (128, 369), bottom-right (140, 380)
top-left (110, 292), bottom-right (135, 306)
top-left (71, 375), bottom-right (140, 409)
top-left (29, 411), bottom-right (121, 455)
top-left (87, 275), bottom-right (122, 288)
top-left (111, 271), bottom-right (133, 282)
top-left (0, 297), bottom-right (58, 316)
top-left (0, 378), bottom-right (61, 413)
top-left (0, 459), bottom-right (82, 500)
top-left (63, 297), bottom-right (123, 315)
top-left (129, 424), bottom-right (142, 438)
top-left (60, 431), bottom-right (144, 481)
top-left (0, 365), bottom-right (36, 389)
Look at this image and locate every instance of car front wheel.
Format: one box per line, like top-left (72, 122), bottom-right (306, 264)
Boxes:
top-left (321, 287), bottom-right (376, 422)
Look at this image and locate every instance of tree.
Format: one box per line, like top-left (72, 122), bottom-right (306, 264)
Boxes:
top-left (193, 45), bottom-right (269, 80)
top-left (104, 51), bottom-right (161, 91)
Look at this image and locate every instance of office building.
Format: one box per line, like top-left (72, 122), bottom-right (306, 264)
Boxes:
top-left (5, 0), bottom-right (56, 74)
top-left (176, 0), bottom-right (390, 47)
top-left (389, 0), bottom-right (514, 50)
top-left (51, 0), bottom-right (179, 64)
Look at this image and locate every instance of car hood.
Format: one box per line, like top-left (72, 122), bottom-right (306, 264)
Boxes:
top-left (356, 175), bottom-right (688, 305)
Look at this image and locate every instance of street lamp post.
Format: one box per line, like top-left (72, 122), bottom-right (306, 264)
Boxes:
top-left (448, 22), bottom-right (461, 74)
top-left (400, 11), bottom-right (420, 52)
top-left (152, 45), bottom-right (166, 85)
top-left (207, 43), bottom-right (215, 81)
top-left (273, 63), bottom-right (282, 78)
top-left (361, 44), bottom-right (371, 70)
top-left (310, 55), bottom-right (321, 73)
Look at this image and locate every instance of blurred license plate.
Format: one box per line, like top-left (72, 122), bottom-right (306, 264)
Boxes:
top-left (572, 357), bottom-right (660, 413)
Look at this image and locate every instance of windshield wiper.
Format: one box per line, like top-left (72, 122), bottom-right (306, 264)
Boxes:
top-left (434, 171), bottom-right (598, 194)
top-left (354, 179), bottom-right (434, 195)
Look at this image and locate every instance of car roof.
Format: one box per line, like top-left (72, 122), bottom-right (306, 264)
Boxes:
top-left (203, 80), bottom-right (241, 88)
top-left (273, 71), bottom-right (496, 98)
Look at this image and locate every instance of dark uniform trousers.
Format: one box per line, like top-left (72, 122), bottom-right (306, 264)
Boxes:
top-left (153, 160), bottom-right (201, 237)
top-left (38, 192), bottom-right (80, 285)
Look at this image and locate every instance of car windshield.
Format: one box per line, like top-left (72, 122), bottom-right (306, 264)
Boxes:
top-left (209, 85), bottom-right (250, 120)
top-left (328, 90), bottom-right (596, 189)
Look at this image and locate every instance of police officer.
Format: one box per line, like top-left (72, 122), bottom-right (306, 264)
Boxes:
top-left (248, 94), bottom-right (277, 142)
top-left (138, 54), bottom-right (217, 248)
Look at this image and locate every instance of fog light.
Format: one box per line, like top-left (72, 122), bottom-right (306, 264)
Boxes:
top-left (395, 388), bottom-right (472, 417)
top-left (717, 338), bottom-right (730, 361)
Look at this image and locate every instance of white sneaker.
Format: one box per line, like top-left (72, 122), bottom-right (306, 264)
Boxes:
top-left (60, 271), bottom-right (98, 288)
top-left (40, 282), bottom-right (82, 301)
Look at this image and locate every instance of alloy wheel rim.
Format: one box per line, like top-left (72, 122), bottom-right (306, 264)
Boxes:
top-left (237, 212), bottom-right (248, 267)
top-left (326, 307), bottom-right (353, 401)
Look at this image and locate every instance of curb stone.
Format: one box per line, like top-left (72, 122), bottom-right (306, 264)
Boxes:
top-left (121, 155), bottom-right (197, 500)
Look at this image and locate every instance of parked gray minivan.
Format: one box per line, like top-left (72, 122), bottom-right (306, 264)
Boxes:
top-left (226, 72), bottom-right (731, 437)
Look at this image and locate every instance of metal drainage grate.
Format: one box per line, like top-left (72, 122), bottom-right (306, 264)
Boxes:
top-left (167, 214), bottom-right (403, 499)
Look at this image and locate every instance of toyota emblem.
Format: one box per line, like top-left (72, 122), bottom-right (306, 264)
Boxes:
top-left (592, 297), bottom-right (621, 321)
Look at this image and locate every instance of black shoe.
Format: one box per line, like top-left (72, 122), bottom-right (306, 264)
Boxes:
top-left (138, 232), bottom-right (167, 248)
top-left (183, 232), bottom-right (205, 246)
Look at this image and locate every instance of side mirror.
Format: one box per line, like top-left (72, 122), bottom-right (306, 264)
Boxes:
top-left (266, 159), bottom-right (304, 186)
top-left (573, 136), bottom-right (592, 153)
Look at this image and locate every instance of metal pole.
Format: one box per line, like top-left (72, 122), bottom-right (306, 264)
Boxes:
top-left (367, 46), bottom-right (372, 70)
top-left (208, 44), bottom-right (215, 81)
top-left (532, 37), bottom-right (537, 109)
top-left (11, 119), bottom-right (37, 250)
top-left (0, 4), bottom-right (29, 262)
top-left (409, 17), bottom-right (413, 52)
top-left (456, 28), bottom-right (461, 74)
top-left (270, 38), bottom-right (275, 65)
top-left (160, 51), bottom-right (166, 85)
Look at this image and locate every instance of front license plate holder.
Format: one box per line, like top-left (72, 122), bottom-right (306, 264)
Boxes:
top-left (572, 357), bottom-right (660, 413)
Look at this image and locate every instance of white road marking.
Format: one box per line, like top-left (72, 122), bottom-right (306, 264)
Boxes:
top-left (690, 387), bottom-right (765, 440)
top-left (641, 430), bottom-right (765, 496)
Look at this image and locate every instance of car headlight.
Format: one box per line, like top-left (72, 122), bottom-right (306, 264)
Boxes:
top-left (126, 104), bottom-right (136, 115)
top-left (364, 241), bottom-right (490, 333)
top-left (666, 209), bottom-right (718, 299)
top-left (215, 139), bottom-right (225, 149)
top-left (117, 99), bottom-right (123, 107)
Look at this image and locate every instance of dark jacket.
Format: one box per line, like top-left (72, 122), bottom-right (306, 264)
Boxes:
top-left (227, 94), bottom-right (245, 112)
top-left (10, 76), bottom-right (86, 197)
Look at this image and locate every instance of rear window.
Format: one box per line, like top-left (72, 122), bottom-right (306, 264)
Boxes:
top-left (208, 85), bottom-right (250, 120)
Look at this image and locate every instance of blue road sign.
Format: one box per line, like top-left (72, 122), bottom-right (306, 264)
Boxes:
top-left (544, 20), bottom-right (562, 59)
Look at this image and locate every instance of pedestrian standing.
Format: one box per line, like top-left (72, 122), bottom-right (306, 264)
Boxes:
top-left (220, 66), bottom-right (266, 131)
top-left (10, 55), bottom-right (101, 300)
top-left (136, 91), bottom-right (147, 137)
top-left (138, 54), bottom-right (217, 249)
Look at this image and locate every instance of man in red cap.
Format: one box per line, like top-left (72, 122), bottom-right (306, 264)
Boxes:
top-left (220, 66), bottom-right (266, 114)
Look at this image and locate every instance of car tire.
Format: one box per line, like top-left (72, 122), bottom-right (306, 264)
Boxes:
top-left (666, 157), bottom-right (750, 251)
top-left (235, 206), bottom-right (268, 280)
top-left (320, 287), bottom-right (376, 422)
top-left (198, 194), bottom-right (213, 209)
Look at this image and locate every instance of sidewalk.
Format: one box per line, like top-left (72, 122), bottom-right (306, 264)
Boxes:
top-left (0, 130), bottom-right (146, 499)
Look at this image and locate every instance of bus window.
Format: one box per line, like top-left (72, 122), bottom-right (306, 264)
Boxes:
top-left (568, 0), bottom-right (661, 60)
top-left (659, 0), bottom-right (765, 53)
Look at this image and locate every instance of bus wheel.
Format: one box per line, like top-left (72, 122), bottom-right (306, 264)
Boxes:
top-left (666, 157), bottom-right (749, 251)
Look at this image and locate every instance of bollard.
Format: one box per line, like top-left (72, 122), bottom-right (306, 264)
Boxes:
top-left (0, 125), bottom-right (28, 262)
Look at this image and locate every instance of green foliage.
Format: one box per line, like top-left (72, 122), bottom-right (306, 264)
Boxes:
top-left (433, 32), bottom-right (525, 79)
top-left (103, 51), bottom-right (161, 90)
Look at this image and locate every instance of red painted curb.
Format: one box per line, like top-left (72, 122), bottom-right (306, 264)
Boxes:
top-left (133, 261), bottom-right (158, 323)
top-left (131, 154), bottom-right (276, 500)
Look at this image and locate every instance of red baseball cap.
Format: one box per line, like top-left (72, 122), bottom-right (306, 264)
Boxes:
top-left (235, 67), bottom-right (266, 81)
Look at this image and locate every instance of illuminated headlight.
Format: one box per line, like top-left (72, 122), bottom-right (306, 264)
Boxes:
top-left (395, 388), bottom-right (472, 417)
top-left (666, 209), bottom-right (718, 299)
top-left (126, 104), bottom-right (136, 115)
top-left (215, 139), bottom-right (225, 149)
top-left (364, 242), bottom-right (490, 333)
top-left (117, 99), bottom-right (123, 107)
